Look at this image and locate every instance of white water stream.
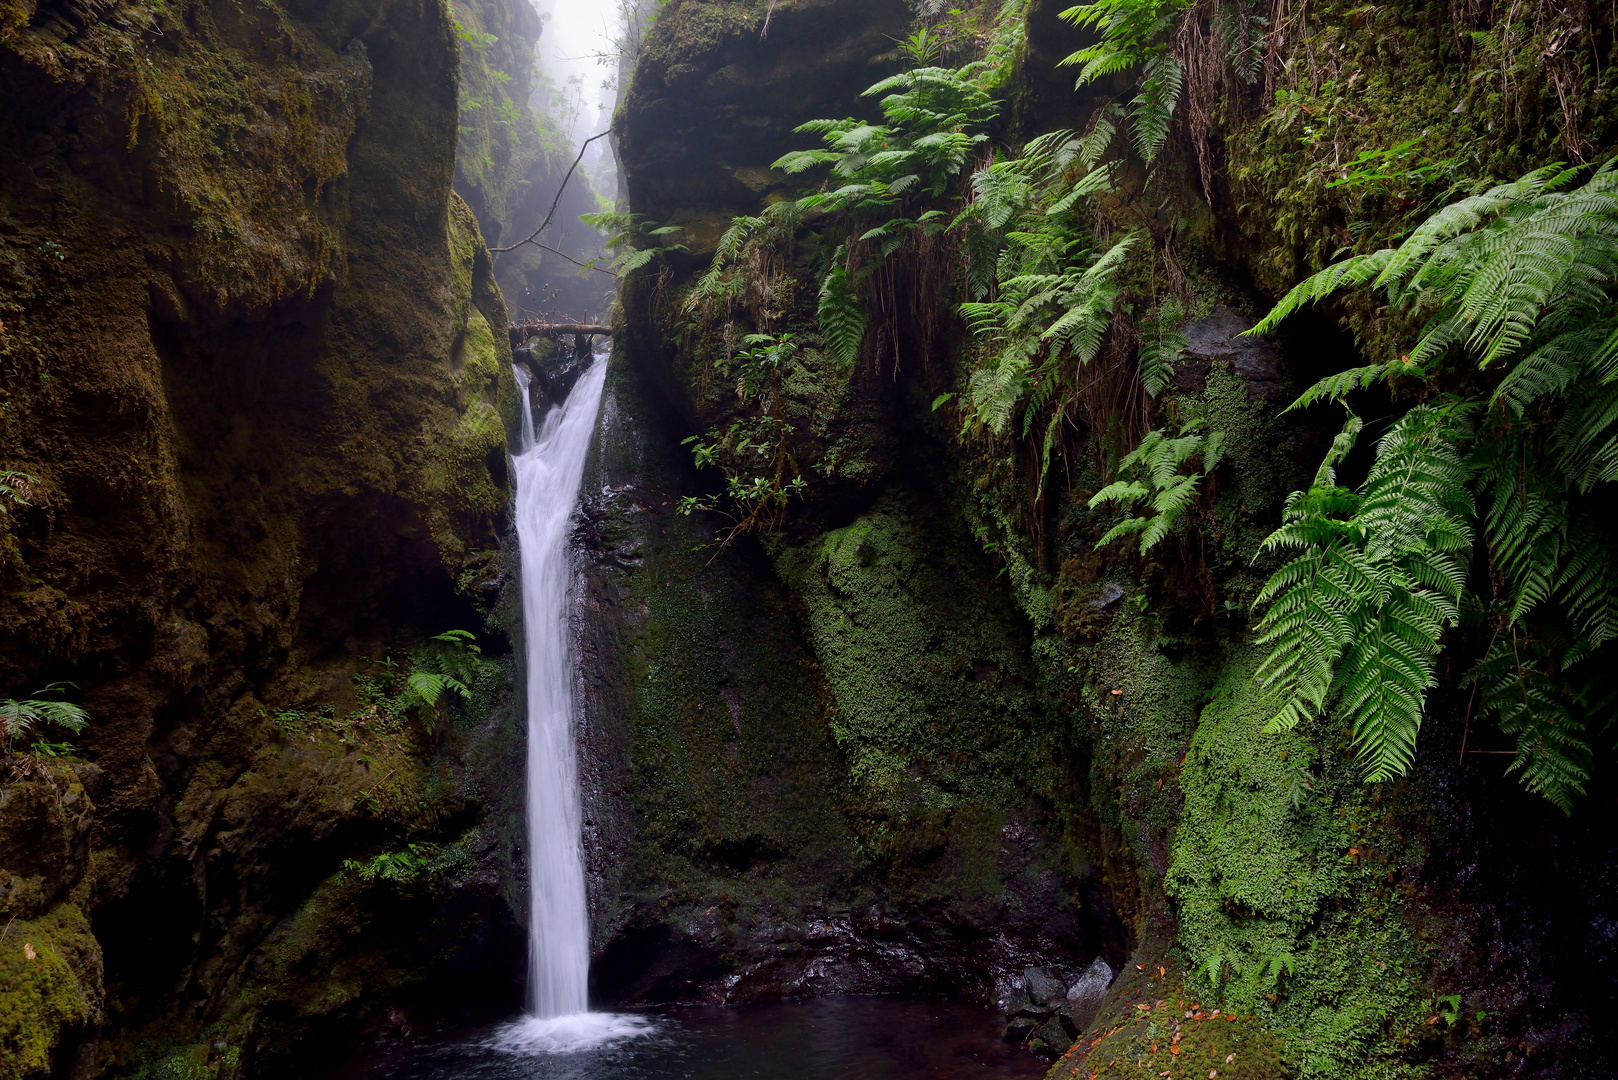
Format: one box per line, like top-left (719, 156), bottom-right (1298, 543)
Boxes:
top-left (500, 356), bottom-right (650, 1053)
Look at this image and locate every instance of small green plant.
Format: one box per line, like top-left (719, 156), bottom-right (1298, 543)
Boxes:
top-left (341, 843), bottom-right (436, 884)
top-left (453, 20), bottom-right (498, 50)
top-left (1436, 994), bottom-right (1463, 1026)
top-left (2, 683), bottom-right (89, 755)
top-left (1089, 420), bottom-right (1225, 553)
top-left (405, 630), bottom-right (485, 708)
top-left (0, 470), bottom-right (35, 504)
top-left (677, 335), bottom-right (809, 548)
top-left (28, 739), bottom-right (78, 758)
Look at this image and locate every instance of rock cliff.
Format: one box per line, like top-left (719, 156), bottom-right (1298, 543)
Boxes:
top-left (1, 0), bottom-right (528, 1074)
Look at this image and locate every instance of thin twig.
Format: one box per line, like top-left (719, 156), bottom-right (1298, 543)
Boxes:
top-left (537, 243), bottom-right (616, 277)
top-left (489, 131), bottom-right (611, 254)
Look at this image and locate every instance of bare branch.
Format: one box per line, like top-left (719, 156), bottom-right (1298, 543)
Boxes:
top-left (489, 131), bottom-right (612, 254)
top-left (536, 242), bottom-right (616, 277)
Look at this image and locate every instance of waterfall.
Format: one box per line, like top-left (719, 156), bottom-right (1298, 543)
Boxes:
top-left (499, 355), bottom-right (650, 1053)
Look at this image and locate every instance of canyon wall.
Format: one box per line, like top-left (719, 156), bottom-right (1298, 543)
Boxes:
top-left (1, 0), bottom-right (528, 1075)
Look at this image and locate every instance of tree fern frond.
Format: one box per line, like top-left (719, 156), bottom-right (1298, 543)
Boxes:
top-left (818, 246), bottom-right (867, 369)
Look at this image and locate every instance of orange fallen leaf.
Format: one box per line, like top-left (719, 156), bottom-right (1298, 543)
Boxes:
top-left (1171, 1046), bottom-right (1181, 1056)
top-left (1427, 1016), bottom-right (1439, 1025)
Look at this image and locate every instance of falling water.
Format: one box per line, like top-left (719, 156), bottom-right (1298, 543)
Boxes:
top-left (500, 355), bottom-right (650, 1053)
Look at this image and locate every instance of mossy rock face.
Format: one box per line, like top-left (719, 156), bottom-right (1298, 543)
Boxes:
top-left (1, 0), bottom-right (529, 1074)
top-left (619, 0), bottom-right (911, 224)
top-left (0, 901), bottom-right (104, 1080)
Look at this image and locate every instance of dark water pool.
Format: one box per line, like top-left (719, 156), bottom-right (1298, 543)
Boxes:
top-left (317, 997), bottom-right (1047, 1080)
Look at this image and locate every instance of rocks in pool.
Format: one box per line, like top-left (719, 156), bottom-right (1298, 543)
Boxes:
top-left (1001, 958), bottom-right (1117, 1057)
top-left (1062, 956), bottom-right (1115, 1035)
top-left (1024, 966), bottom-right (1067, 1005)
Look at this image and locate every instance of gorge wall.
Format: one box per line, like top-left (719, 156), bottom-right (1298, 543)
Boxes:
top-left (1, 0), bottom-right (531, 1075)
top-left (594, 0), bottom-right (1618, 1076)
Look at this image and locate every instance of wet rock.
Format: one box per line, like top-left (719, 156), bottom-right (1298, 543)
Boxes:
top-left (1003, 1016), bottom-right (1038, 1044)
top-left (1063, 956), bottom-right (1115, 1034)
top-left (1024, 966), bottom-right (1067, 1005)
top-left (1087, 582), bottom-right (1126, 611)
top-left (1175, 305), bottom-right (1284, 401)
top-left (1033, 1016), bottom-right (1071, 1058)
top-left (516, 337), bottom-right (594, 411)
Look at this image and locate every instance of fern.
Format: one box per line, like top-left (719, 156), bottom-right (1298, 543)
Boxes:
top-left (1248, 161), bottom-right (1618, 807)
top-left (1253, 407), bottom-right (1473, 780)
top-left (818, 246), bottom-right (868, 368)
top-left (1129, 54), bottom-right (1183, 162)
top-left (959, 235), bottom-right (1136, 433)
top-left (1090, 420), bottom-right (1225, 553)
top-left (1, 683), bottom-right (89, 753)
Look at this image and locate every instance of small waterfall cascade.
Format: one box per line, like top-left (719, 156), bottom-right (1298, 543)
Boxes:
top-left (500, 355), bottom-right (649, 1052)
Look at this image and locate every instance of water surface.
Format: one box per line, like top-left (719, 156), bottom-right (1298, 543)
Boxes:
top-left (320, 996), bottom-right (1046, 1080)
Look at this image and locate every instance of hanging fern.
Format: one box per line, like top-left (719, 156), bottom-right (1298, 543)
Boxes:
top-left (1090, 420), bottom-right (1225, 553)
top-left (1058, 0), bottom-right (1190, 163)
top-left (818, 245), bottom-right (868, 369)
top-left (1249, 160), bottom-right (1618, 809)
top-left (958, 233), bottom-right (1137, 434)
top-left (1129, 54), bottom-right (1184, 163)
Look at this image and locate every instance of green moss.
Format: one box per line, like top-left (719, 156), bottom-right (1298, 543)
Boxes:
top-left (1224, 0), bottom-right (1617, 344)
top-left (1049, 966), bottom-right (1289, 1080)
top-left (773, 499), bottom-right (1042, 803)
top-left (408, 195), bottom-right (514, 571)
top-left (766, 495), bottom-right (1067, 898)
top-left (1166, 652), bottom-right (1428, 1078)
top-left (0, 903), bottom-right (101, 1080)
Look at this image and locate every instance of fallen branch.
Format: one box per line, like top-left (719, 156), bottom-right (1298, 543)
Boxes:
top-left (509, 322), bottom-right (612, 347)
top-left (489, 131), bottom-right (611, 255)
top-left (514, 323), bottom-right (610, 335)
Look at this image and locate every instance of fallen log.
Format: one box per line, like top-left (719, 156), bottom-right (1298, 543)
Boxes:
top-left (509, 322), bottom-right (612, 348)
top-left (520, 323), bottom-right (611, 335)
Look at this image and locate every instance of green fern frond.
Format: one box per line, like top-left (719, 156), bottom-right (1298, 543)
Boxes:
top-left (818, 246), bottom-right (867, 368)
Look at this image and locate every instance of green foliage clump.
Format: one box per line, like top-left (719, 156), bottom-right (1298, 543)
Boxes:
top-left (579, 211), bottom-right (687, 276)
top-left (340, 839), bottom-right (473, 886)
top-left (1250, 161), bottom-right (1618, 809)
top-left (0, 684), bottom-right (87, 758)
top-left (1090, 420), bottom-right (1224, 553)
top-left (676, 333), bottom-right (810, 547)
top-left (1058, 0), bottom-right (1190, 162)
top-left (773, 61), bottom-right (999, 362)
